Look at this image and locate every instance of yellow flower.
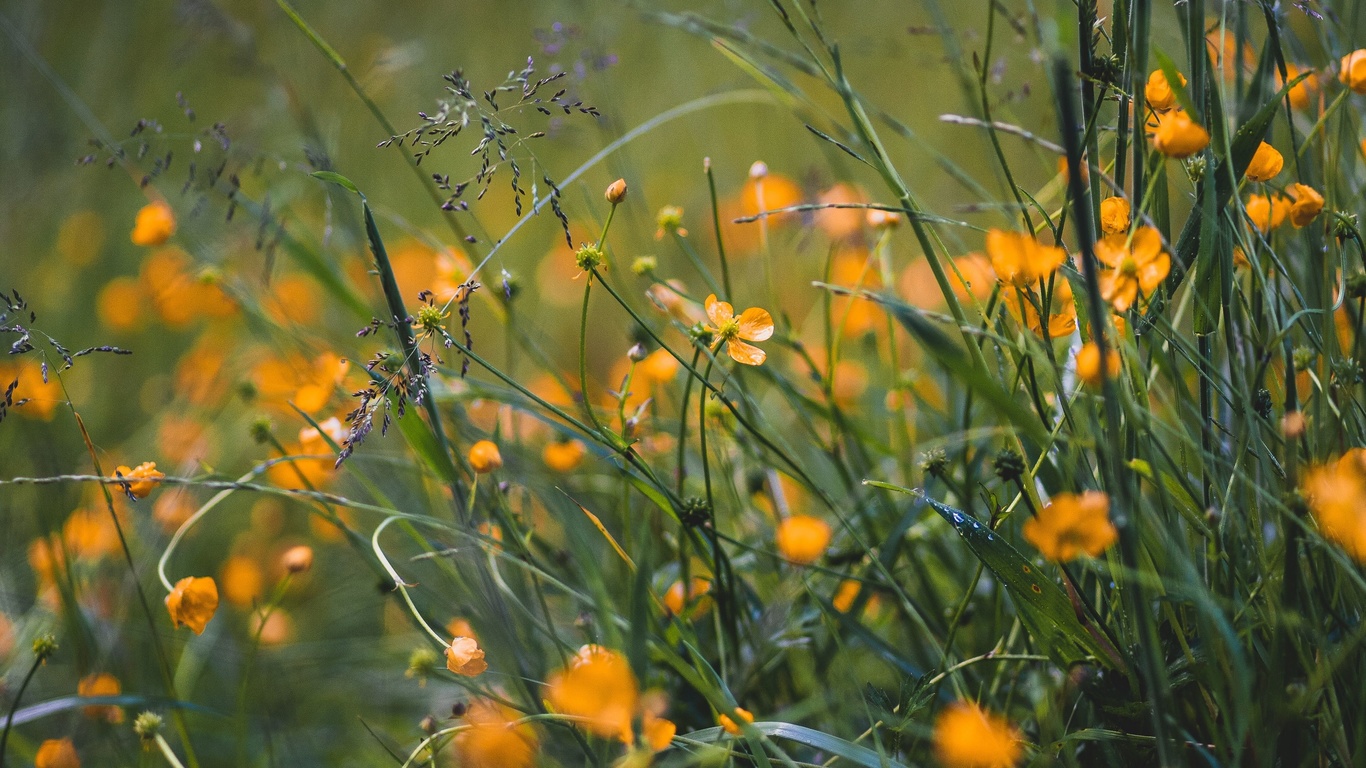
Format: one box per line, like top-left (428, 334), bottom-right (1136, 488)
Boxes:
top-left (655, 205), bottom-right (688, 239)
top-left (454, 700), bottom-right (539, 768)
top-left (704, 294), bottom-right (774, 366)
top-left (1151, 110), bottom-right (1210, 158)
top-left (1303, 449), bottom-right (1366, 563)
top-left (933, 701), bottom-right (1022, 768)
top-left (1340, 50), bottom-right (1366, 94)
top-left (1280, 63), bottom-right (1317, 110)
top-left (545, 645), bottom-right (638, 743)
top-left (775, 515), bottom-right (832, 565)
top-left (1246, 193), bottom-right (1291, 233)
top-left (445, 636), bottom-right (488, 676)
top-left (219, 555), bottom-right (264, 607)
top-left (131, 201), bottom-right (176, 246)
top-left (985, 229), bottom-right (1066, 287)
top-left (78, 673), bottom-right (123, 723)
top-left (1093, 226), bottom-right (1170, 313)
top-left (165, 576), bottom-right (219, 634)
top-left (639, 347), bottom-right (680, 383)
top-left (1288, 184), bottom-right (1325, 228)
top-left (1002, 275), bottom-right (1078, 338)
top-left (663, 577), bottom-right (712, 620)
top-left (1075, 342), bottom-right (1121, 387)
top-left (115, 461), bottom-right (164, 499)
top-left (543, 439), bottom-right (587, 472)
top-left (468, 440), bottom-right (503, 474)
top-left (717, 707), bottom-right (754, 736)
top-left (1098, 197), bottom-right (1130, 235)
top-left (1022, 491), bottom-right (1117, 561)
top-left (1144, 69), bottom-right (1186, 111)
top-left (35, 738), bottom-right (81, 768)
top-left (1244, 141), bottom-right (1284, 182)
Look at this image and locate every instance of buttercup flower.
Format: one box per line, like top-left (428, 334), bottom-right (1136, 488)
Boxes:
top-left (1098, 197), bottom-right (1130, 235)
top-left (663, 577), bottom-right (712, 620)
top-left (1093, 226), bottom-right (1171, 313)
top-left (1152, 110), bottom-right (1210, 158)
top-left (445, 636), bottom-right (488, 677)
top-left (1302, 449), bottom-right (1366, 562)
top-left (718, 707), bottom-right (755, 736)
top-left (1281, 63), bottom-right (1318, 110)
top-left (1002, 273), bottom-right (1078, 338)
top-left (545, 645), bottom-right (638, 743)
top-left (1076, 342), bottom-right (1121, 386)
top-left (1144, 69), bottom-right (1186, 111)
top-left (1340, 50), bottom-right (1366, 94)
top-left (115, 461), bottom-right (164, 499)
top-left (543, 439), bottom-right (587, 472)
top-left (986, 229), bottom-right (1066, 287)
top-left (775, 515), bottom-right (832, 564)
top-left (933, 701), bottom-right (1022, 768)
top-left (131, 201), bottom-right (176, 246)
top-left (1288, 184), bottom-right (1325, 228)
top-left (1022, 491), bottom-right (1117, 561)
top-left (468, 440), bottom-right (503, 474)
top-left (78, 673), bottom-right (124, 723)
top-left (605, 178), bottom-right (628, 205)
top-left (1246, 193), bottom-right (1291, 233)
top-left (703, 294), bottom-right (774, 366)
top-left (1244, 141), bottom-right (1284, 182)
top-left (35, 738), bottom-right (80, 768)
top-left (455, 700), bottom-right (539, 768)
top-left (281, 545), bottom-right (314, 574)
top-left (165, 576), bottom-right (219, 634)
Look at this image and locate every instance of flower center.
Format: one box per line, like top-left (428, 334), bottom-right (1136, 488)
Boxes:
top-left (716, 318), bottom-right (741, 342)
top-left (1119, 255), bottom-right (1139, 277)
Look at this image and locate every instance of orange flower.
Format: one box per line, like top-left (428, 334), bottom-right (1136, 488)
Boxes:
top-left (663, 577), bottom-right (713, 620)
top-left (165, 576), bottom-right (219, 634)
top-left (96, 277), bottom-right (145, 331)
top-left (933, 701), bottom-right (1022, 768)
top-left (1246, 193), bottom-right (1291, 233)
top-left (1281, 63), bottom-right (1318, 110)
top-left (1144, 69), bottom-right (1186, 111)
top-left (1022, 491), bottom-right (1117, 561)
top-left (815, 183), bottom-right (867, 241)
top-left (1340, 50), bottom-right (1366, 94)
top-left (1151, 110), bottom-right (1210, 158)
top-left (115, 461), bottom-right (164, 499)
top-left (78, 673), bottom-right (123, 723)
top-left (219, 555), bottom-right (264, 607)
top-left (446, 636), bottom-right (488, 676)
top-left (985, 230), bottom-right (1066, 287)
top-left (0, 360), bottom-right (64, 420)
top-left (639, 347), bottom-right (679, 384)
top-left (867, 209), bottom-right (901, 229)
top-left (468, 440), bottom-right (503, 474)
top-left (454, 700), bottom-right (539, 768)
top-left (1076, 342), bottom-right (1121, 386)
top-left (131, 201), bottom-right (176, 246)
top-left (1288, 184), bottom-right (1325, 228)
top-left (1098, 197), bottom-right (1130, 235)
top-left (775, 515), bottom-right (832, 565)
top-left (35, 738), bottom-right (80, 768)
top-left (718, 707), bottom-right (755, 736)
top-left (1244, 141), bottom-right (1284, 182)
top-left (605, 178), bottom-right (628, 205)
top-left (281, 545), bottom-right (314, 574)
top-left (704, 294), bottom-right (774, 366)
top-left (0, 613), bottom-right (13, 660)
top-left (545, 645), bottom-right (638, 743)
top-left (1093, 226), bottom-right (1170, 313)
top-left (543, 439), bottom-right (587, 472)
top-left (1003, 275), bottom-right (1078, 338)
top-left (1303, 449), bottom-right (1366, 562)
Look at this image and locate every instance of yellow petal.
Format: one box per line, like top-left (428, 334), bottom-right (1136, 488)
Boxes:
top-left (727, 340), bottom-right (767, 366)
top-left (735, 307), bottom-right (774, 341)
top-left (704, 294), bottom-right (733, 327)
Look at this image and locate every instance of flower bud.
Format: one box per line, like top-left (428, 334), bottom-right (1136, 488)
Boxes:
top-left (468, 440), bottom-right (503, 474)
top-left (605, 178), bottom-right (628, 205)
top-left (281, 545), bottom-right (314, 574)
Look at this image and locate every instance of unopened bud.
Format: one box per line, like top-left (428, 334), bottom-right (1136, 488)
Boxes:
top-left (605, 178), bottom-right (628, 205)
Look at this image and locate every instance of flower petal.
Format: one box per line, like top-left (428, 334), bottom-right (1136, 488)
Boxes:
top-left (735, 307), bottom-right (774, 341)
top-left (705, 294), bottom-right (733, 327)
top-left (1131, 226), bottom-right (1164, 262)
top-left (1137, 251), bottom-right (1171, 294)
top-left (726, 339), bottom-right (767, 366)
top-left (1093, 234), bottom-right (1127, 269)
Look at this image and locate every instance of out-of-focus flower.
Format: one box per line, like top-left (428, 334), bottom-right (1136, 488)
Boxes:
top-left (833, 579), bottom-right (882, 615)
top-left (933, 701), bottom-right (1022, 768)
top-left (986, 230), bottom-right (1066, 287)
top-left (1288, 184), bottom-right (1325, 228)
top-left (545, 645), bottom-right (637, 743)
top-left (867, 208), bottom-right (901, 229)
top-left (96, 277), bottom-right (145, 331)
top-left (639, 348), bottom-right (679, 384)
top-left (704, 294), bottom-right (774, 366)
top-left (1002, 274), bottom-right (1078, 338)
top-left (1244, 142), bottom-right (1284, 181)
top-left (1151, 110), bottom-right (1210, 157)
top-left (0, 360), bottom-right (65, 420)
top-left (78, 673), bottom-right (123, 723)
top-left (1340, 50), bottom-right (1366, 94)
top-left (220, 555), bottom-right (264, 608)
top-left (1099, 197), bottom-right (1130, 235)
top-left (115, 462), bottom-right (164, 499)
top-left (775, 515), bottom-right (832, 565)
top-left (815, 183), bottom-right (866, 241)
top-left (655, 205), bottom-right (687, 239)
top-left (447, 617), bottom-right (478, 642)
top-left (717, 707), bottom-right (754, 736)
top-left (1076, 342), bottom-right (1121, 386)
top-left (281, 545), bottom-right (314, 574)
top-left (663, 577), bottom-right (712, 620)
top-left (1093, 226), bottom-right (1170, 313)
top-left (468, 440), bottom-right (503, 474)
top-left (0, 613), bottom-right (13, 660)
top-left (543, 439), bottom-right (587, 472)
top-left (165, 576), bottom-right (219, 634)
top-left (131, 202), bottom-right (176, 246)
top-left (1022, 491), bottom-right (1117, 561)
top-left (35, 738), bottom-right (80, 768)
top-left (454, 700), bottom-right (539, 768)
top-left (1280, 63), bottom-right (1318, 110)
top-left (1303, 449), bottom-right (1366, 562)
top-left (446, 636), bottom-right (488, 676)
top-left (251, 610), bottom-right (294, 646)
top-left (1246, 193), bottom-right (1291, 233)
top-left (1145, 69), bottom-right (1186, 111)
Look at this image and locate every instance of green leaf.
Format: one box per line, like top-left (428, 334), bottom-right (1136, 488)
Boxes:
top-left (681, 722), bottom-right (909, 768)
top-left (310, 170), bottom-right (361, 196)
